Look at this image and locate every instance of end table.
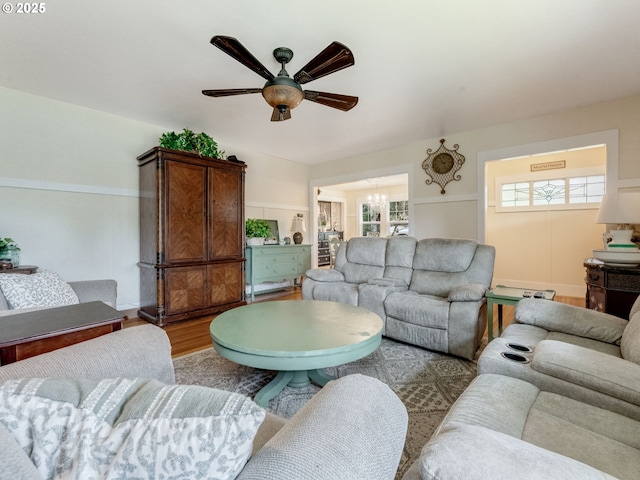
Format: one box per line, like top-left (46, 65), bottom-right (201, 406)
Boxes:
top-left (485, 285), bottom-right (555, 340)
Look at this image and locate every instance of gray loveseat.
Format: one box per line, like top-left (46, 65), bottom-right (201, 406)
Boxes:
top-left (303, 236), bottom-right (496, 360)
top-left (0, 325), bottom-right (408, 480)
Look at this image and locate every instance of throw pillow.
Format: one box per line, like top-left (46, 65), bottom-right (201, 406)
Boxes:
top-left (0, 270), bottom-right (79, 309)
top-left (0, 378), bottom-right (265, 480)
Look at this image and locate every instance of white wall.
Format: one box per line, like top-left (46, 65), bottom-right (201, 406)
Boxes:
top-left (309, 94), bottom-right (640, 296)
top-left (0, 87), bottom-right (309, 310)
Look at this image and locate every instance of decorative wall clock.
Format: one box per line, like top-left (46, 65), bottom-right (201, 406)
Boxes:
top-left (421, 139), bottom-right (465, 194)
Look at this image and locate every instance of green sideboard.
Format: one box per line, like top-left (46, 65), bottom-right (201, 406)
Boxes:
top-left (246, 244), bottom-right (312, 301)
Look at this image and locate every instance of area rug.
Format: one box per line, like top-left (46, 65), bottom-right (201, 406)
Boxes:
top-left (173, 338), bottom-right (483, 479)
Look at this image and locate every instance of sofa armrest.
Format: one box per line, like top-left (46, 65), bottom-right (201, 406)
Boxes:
top-left (419, 424), bottom-right (615, 480)
top-left (304, 268), bottom-right (345, 282)
top-left (448, 283), bottom-right (487, 302)
top-left (69, 279), bottom-right (117, 308)
top-left (532, 340), bottom-right (640, 407)
top-left (515, 299), bottom-right (627, 344)
top-left (0, 324), bottom-right (175, 384)
top-left (237, 374), bottom-right (407, 480)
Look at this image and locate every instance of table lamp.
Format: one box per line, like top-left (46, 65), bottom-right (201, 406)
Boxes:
top-left (290, 214), bottom-right (306, 244)
top-left (596, 192), bottom-right (640, 250)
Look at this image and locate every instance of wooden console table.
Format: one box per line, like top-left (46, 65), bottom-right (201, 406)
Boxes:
top-left (584, 258), bottom-right (640, 319)
top-left (0, 301), bottom-right (126, 365)
top-left (246, 244), bottom-right (311, 301)
top-left (0, 265), bottom-right (38, 274)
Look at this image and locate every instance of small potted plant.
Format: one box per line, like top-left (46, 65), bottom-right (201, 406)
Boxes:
top-left (0, 237), bottom-right (20, 267)
top-left (245, 219), bottom-right (271, 246)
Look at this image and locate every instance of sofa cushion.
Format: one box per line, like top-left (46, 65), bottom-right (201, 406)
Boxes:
top-left (412, 238), bottom-right (478, 273)
top-left (0, 271), bottom-right (79, 309)
top-left (345, 237), bottom-right (387, 266)
top-left (385, 291), bottom-right (450, 329)
top-left (621, 306), bottom-right (640, 364)
top-left (524, 390), bottom-right (640, 479)
top-left (0, 377), bottom-right (265, 480)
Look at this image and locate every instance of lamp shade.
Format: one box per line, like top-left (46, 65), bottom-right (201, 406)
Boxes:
top-left (596, 192), bottom-right (640, 225)
top-left (290, 218), bottom-right (306, 232)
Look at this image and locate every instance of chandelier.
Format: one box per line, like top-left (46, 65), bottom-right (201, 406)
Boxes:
top-left (367, 191), bottom-right (386, 214)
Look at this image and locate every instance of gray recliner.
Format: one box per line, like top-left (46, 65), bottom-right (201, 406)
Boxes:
top-left (303, 236), bottom-right (496, 360)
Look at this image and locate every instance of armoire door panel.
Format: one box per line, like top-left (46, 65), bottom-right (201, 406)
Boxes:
top-left (209, 169), bottom-right (243, 259)
top-left (208, 262), bottom-right (243, 305)
top-left (165, 266), bottom-right (207, 314)
top-left (165, 161), bottom-right (207, 263)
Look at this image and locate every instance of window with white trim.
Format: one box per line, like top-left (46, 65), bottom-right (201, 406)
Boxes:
top-left (496, 168), bottom-right (604, 212)
top-left (361, 203), bottom-right (381, 236)
top-left (388, 200), bottom-right (409, 235)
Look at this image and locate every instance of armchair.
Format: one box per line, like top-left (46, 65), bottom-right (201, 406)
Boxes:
top-left (478, 294), bottom-right (640, 420)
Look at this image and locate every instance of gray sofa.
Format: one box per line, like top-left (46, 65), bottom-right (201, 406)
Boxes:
top-left (406, 297), bottom-right (640, 479)
top-left (478, 295), bottom-right (640, 420)
top-left (0, 277), bottom-right (117, 312)
top-left (404, 373), bottom-right (639, 480)
top-left (0, 325), bottom-right (408, 480)
top-left (303, 237), bottom-right (495, 360)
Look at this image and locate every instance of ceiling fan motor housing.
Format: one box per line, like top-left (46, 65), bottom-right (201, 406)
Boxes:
top-left (262, 76), bottom-right (304, 111)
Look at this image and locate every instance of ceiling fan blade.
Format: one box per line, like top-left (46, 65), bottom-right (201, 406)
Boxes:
top-left (211, 36), bottom-right (275, 81)
top-left (202, 88), bottom-right (262, 97)
top-left (304, 91), bottom-right (358, 111)
top-left (270, 107), bottom-right (292, 122)
top-left (293, 42), bottom-right (355, 84)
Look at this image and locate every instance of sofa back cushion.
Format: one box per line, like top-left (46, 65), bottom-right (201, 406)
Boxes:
top-left (413, 238), bottom-right (478, 272)
top-left (620, 295), bottom-right (640, 364)
top-left (384, 236), bottom-right (417, 285)
top-left (339, 237), bottom-right (387, 284)
top-left (410, 239), bottom-right (495, 297)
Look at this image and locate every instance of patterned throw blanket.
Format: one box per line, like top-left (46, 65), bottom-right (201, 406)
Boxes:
top-left (0, 377), bottom-right (265, 480)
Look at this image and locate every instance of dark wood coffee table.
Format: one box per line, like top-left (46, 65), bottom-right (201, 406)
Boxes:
top-left (0, 301), bottom-right (127, 365)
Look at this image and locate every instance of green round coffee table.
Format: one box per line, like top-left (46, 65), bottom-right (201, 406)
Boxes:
top-left (210, 300), bottom-right (383, 407)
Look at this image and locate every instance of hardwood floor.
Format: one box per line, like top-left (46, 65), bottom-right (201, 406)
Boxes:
top-left (124, 287), bottom-right (303, 358)
top-left (124, 288), bottom-right (586, 358)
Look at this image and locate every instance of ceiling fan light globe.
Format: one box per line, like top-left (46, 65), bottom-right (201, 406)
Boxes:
top-left (262, 81), bottom-right (304, 110)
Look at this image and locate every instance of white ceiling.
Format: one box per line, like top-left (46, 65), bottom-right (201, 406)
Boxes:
top-left (2, 1), bottom-right (640, 166)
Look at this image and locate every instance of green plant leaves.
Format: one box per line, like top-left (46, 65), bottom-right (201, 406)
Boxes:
top-left (245, 219), bottom-right (271, 238)
top-left (159, 129), bottom-right (225, 159)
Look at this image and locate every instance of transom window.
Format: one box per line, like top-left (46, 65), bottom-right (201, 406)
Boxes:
top-left (497, 170), bottom-right (604, 212)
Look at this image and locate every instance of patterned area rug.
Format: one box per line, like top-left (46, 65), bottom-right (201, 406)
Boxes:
top-left (173, 338), bottom-right (483, 479)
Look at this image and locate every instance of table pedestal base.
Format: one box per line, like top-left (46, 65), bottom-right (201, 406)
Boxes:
top-left (254, 369), bottom-right (335, 407)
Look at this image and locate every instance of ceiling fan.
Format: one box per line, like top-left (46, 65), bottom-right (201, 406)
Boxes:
top-left (202, 36), bottom-right (358, 122)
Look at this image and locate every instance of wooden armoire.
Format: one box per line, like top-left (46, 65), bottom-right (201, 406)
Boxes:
top-left (137, 147), bottom-right (246, 326)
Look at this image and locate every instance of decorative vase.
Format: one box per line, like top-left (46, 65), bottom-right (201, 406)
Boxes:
top-left (293, 232), bottom-right (303, 244)
top-left (0, 248), bottom-right (19, 267)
